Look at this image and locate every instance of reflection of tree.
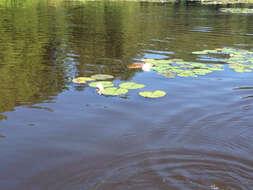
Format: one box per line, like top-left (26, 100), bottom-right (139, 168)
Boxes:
top-left (0, 0), bottom-right (68, 115)
top-left (0, 0), bottom-right (253, 117)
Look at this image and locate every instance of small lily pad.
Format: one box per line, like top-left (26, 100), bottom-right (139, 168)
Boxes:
top-left (139, 90), bottom-right (166, 98)
top-left (72, 77), bottom-right (95, 84)
top-left (0, 134), bottom-right (6, 138)
top-left (102, 87), bottom-right (128, 96)
top-left (89, 81), bottom-right (114, 88)
top-left (119, 82), bottom-right (145, 89)
top-left (91, 74), bottom-right (114, 80)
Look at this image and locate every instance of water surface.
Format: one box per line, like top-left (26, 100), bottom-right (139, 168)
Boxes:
top-left (0, 1), bottom-right (253, 190)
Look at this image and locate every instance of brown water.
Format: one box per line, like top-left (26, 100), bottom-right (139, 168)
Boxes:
top-left (1, 1), bottom-right (253, 189)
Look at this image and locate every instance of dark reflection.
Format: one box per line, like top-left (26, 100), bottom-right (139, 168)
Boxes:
top-left (0, 0), bottom-right (253, 117)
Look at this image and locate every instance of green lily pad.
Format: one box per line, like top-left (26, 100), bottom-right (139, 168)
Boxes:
top-left (72, 77), bottom-right (95, 84)
top-left (0, 134), bottom-right (6, 138)
top-left (89, 81), bottom-right (114, 88)
top-left (158, 72), bottom-right (176, 78)
top-left (139, 90), bottom-right (166, 98)
top-left (102, 87), bottom-right (128, 96)
top-left (91, 74), bottom-right (114, 80)
top-left (119, 82), bottom-right (145, 89)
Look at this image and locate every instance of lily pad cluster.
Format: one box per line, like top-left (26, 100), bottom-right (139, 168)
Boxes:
top-left (220, 8), bottom-right (253, 14)
top-left (72, 74), bottom-right (114, 84)
top-left (141, 58), bottom-right (224, 78)
top-left (192, 47), bottom-right (253, 73)
top-left (72, 76), bottom-right (166, 98)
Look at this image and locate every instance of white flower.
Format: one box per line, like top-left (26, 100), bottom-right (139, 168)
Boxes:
top-left (96, 83), bottom-right (104, 95)
top-left (142, 63), bottom-right (152, 72)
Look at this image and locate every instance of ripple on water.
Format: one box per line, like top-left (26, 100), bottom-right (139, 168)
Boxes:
top-left (21, 149), bottom-right (253, 190)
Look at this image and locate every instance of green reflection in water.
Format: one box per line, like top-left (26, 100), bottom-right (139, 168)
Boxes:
top-left (0, 0), bottom-right (253, 115)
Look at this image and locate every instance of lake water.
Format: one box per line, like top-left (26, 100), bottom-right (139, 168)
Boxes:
top-left (0, 1), bottom-right (253, 190)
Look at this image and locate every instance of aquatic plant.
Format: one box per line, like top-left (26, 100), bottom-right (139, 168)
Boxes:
top-left (139, 90), bottom-right (166, 98)
top-left (72, 77), bottom-right (95, 84)
top-left (91, 74), bottom-right (114, 80)
top-left (119, 82), bottom-right (145, 89)
top-left (102, 87), bottom-right (128, 96)
top-left (192, 47), bottom-right (253, 73)
top-left (141, 58), bottom-right (223, 78)
top-left (88, 81), bottom-right (114, 88)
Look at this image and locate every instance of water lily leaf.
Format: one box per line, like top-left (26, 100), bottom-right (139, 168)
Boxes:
top-left (158, 72), bottom-right (176, 78)
top-left (102, 87), bottom-right (128, 96)
top-left (141, 59), bottom-right (157, 64)
top-left (139, 90), bottom-right (166, 98)
top-left (119, 82), bottom-right (145, 89)
top-left (72, 77), bottom-right (95, 84)
top-left (0, 134), bottom-right (6, 138)
top-left (193, 69), bottom-right (213, 75)
top-left (234, 68), bottom-right (252, 72)
top-left (91, 74), bottom-right (114, 80)
top-left (89, 81), bottom-right (114, 88)
top-left (177, 71), bottom-right (197, 77)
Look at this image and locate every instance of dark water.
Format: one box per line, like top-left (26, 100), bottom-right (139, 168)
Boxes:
top-left (1, 0), bottom-right (253, 189)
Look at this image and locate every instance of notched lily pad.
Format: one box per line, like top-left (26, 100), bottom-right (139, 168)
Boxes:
top-left (119, 82), bottom-right (145, 89)
top-left (72, 77), bottom-right (95, 84)
top-left (88, 81), bottom-right (114, 88)
top-left (139, 90), bottom-right (166, 98)
top-left (102, 87), bottom-right (128, 96)
top-left (91, 74), bottom-right (114, 80)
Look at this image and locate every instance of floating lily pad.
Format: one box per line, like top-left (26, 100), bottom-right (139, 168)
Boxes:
top-left (72, 77), bottom-right (95, 84)
top-left (88, 81), bottom-right (114, 88)
top-left (91, 74), bottom-right (114, 80)
top-left (0, 115), bottom-right (8, 120)
top-left (139, 90), bottom-right (166, 98)
top-left (158, 72), bottom-right (176, 78)
top-left (0, 134), bottom-right (6, 138)
top-left (102, 87), bottom-right (128, 96)
top-left (119, 82), bottom-right (145, 89)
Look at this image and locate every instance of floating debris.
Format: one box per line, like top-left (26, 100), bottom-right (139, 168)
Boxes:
top-left (142, 63), bottom-right (152, 72)
top-left (127, 62), bottom-right (143, 69)
top-left (96, 82), bottom-right (105, 95)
